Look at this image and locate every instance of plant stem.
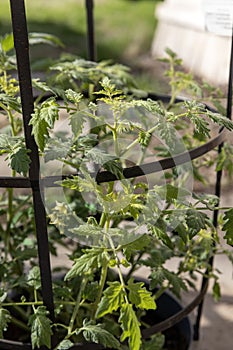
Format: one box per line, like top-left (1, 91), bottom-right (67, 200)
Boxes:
top-left (106, 229), bottom-right (129, 304)
top-left (2, 301), bottom-right (43, 307)
top-left (67, 277), bottom-right (88, 335)
top-left (91, 257), bottom-right (108, 320)
top-left (112, 127), bottom-right (120, 157)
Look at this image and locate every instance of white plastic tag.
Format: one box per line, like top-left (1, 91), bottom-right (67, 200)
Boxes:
top-left (203, 0), bottom-right (233, 36)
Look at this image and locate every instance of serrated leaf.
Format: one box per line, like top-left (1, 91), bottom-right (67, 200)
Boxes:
top-left (71, 224), bottom-right (126, 247)
top-left (30, 98), bottom-right (59, 151)
top-left (65, 89), bottom-right (83, 105)
top-left (119, 303), bottom-right (141, 350)
top-left (155, 116), bottom-right (177, 150)
top-left (222, 208), bottom-right (233, 245)
top-left (86, 148), bottom-right (117, 166)
top-left (27, 266), bottom-right (41, 290)
top-left (30, 111), bottom-right (49, 152)
top-left (28, 306), bottom-right (52, 350)
top-left (122, 234), bottom-right (150, 260)
top-left (80, 323), bottom-right (120, 349)
top-left (150, 267), bottom-right (187, 296)
top-left (61, 174), bottom-right (98, 192)
top-left (69, 111), bottom-right (85, 137)
top-left (127, 279), bottom-right (156, 310)
top-left (150, 223), bottom-right (173, 249)
top-left (163, 269), bottom-right (187, 297)
top-left (96, 281), bottom-right (125, 318)
top-left (104, 159), bottom-right (123, 179)
top-left (206, 110), bottom-right (233, 131)
top-left (186, 209), bottom-right (208, 239)
top-left (10, 146), bottom-right (31, 176)
top-left (65, 248), bottom-right (108, 280)
top-left (0, 308), bottom-right (11, 338)
top-left (32, 79), bottom-right (55, 94)
top-left (184, 101), bottom-right (210, 137)
top-left (0, 93), bottom-right (21, 112)
top-left (82, 281), bottom-right (99, 302)
top-left (57, 339), bottom-right (74, 350)
top-left (44, 138), bottom-right (71, 162)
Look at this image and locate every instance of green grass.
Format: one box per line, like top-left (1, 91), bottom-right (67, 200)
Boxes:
top-left (1, 0), bottom-right (166, 91)
top-left (1, 0), bottom-right (158, 60)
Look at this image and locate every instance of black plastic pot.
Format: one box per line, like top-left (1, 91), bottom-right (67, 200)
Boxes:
top-left (142, 287), bottom-right (192, 350)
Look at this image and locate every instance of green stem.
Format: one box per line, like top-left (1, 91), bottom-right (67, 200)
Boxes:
top-left (2, 301), bottom-right (43, 308)
top-left (68, 277), bottom-right (88, 335)
top-left (99, 212), bottom-right (107, 228)
top-left (8, 109), bottom-right (17, 136)
top-left (112, 127), bottom-right (120, 157)
top-left (125, 251), bottom-right (144, 281)
top-left (91, 254), bottom-right (108, 320)
top-left (105, 230), bottom-right (129, 304)
top-left (153, 286), bottom-right (168, 300)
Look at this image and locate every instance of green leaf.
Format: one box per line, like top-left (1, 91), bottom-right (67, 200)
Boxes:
top-left (10, 146), bottom-right (31, 176)
top-left (1, 33), bottom-right (14, 53)
top-left (30, 111), bottom-right (50, 152)
top-left (163, 269), bottom-right (187, 296)
top-left (69, 111), bottom-right (85, 137)
top-left (122, 234), bottom-right (150, 260)
top-left (186, 209), bottom-right (208, 239)
top-left (119, 303), bottom-right (141, 350)
top-left (44, 138), bottom-right (71, 162)
top-left (216, 143), bottom-right (233, 176)
top-left (27, 266), bottom-right (41, 290)
top-left (70, 222), bottom-right (125, 247)
top-left (30, 98), bottom-right (59, 151)
top-left (138, 130), bottom-right (151, 148)
top-left (0, 290), bottom-right (7, 303)
top-left (61, 174), bottom-right (98, 192)
top-left (141, 333), bottom-right (165, 350)
top-left (222, 208), bottom-right (233, 245)
top-left (57, 339), bottom-right (74, 350)
top-left (212, 280), bottom-right (221, 302)
top-left (28, 306), bottom-right (53, 350)
top-left (150, 222), bottom-right (174, 250)
top-left (28, 32), bottom-right (64, 47)
top-left (150, 267), bottom-right (187, 297)
top-left (65, 248), bottom-right (108, 280)
top-left (65, 89), bottom-right (83, 105)
top-left (82, 281), bottom-right (99, 302)
top-left (0, 93), bottom-right (21, 112)
top-left (0, 308), bottom-right (11, 338)
top-left (32, 79), bottom-right (55, 94)
top-left (206, 110), bottom-right (233, 131)
top-left (86, 148), bottom-right (118, 166)
top-left (80, 322), bottom-right (120, 349)
top-left (127, 279), bottom-right (156, 310)
top-left (184, 101), bottom-right (210, 137)
top-left (96, 281), bottom-right (125, 318)
top-left (155, 116), bottom-right (177, 150)
top-left (103, 159), bottom-right (123, 179)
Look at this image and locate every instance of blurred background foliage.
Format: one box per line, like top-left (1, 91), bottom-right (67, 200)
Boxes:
top-left (0, 0), bottom-right (165, 91)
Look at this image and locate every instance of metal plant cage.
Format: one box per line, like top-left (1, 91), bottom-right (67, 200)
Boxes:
top-left (0, 0), bottom-right (232, 349)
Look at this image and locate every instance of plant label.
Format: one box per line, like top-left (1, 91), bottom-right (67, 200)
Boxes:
top-left (203, 0), bottom-right (233, 36)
